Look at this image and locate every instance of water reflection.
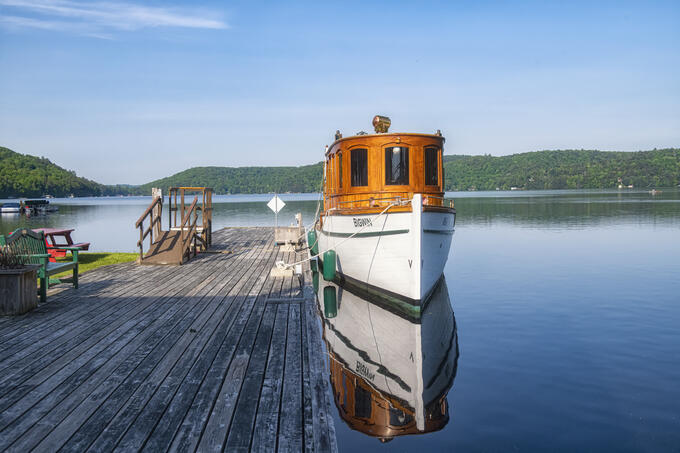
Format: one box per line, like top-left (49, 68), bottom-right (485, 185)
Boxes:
top-left (315, 276), bottom-right (459, 443)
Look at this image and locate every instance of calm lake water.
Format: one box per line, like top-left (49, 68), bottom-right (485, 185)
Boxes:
top-left (1, 190), bottom-right (679, 451)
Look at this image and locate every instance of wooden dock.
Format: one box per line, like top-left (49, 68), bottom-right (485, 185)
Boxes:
top-left (0, 227), bottom-right (338, 452)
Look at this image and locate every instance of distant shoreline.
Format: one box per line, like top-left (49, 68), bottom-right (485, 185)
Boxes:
top-left (2, 187), bottom-right (678, 204)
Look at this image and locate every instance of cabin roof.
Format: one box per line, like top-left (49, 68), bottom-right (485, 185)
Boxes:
top-left (326, 132), bottom-right (445, 156)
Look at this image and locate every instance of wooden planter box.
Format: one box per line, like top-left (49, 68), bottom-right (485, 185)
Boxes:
top-left (0, 264), bottom-right (41, 315)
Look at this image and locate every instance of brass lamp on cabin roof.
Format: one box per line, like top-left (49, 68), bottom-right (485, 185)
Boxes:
top-left (372, 115), bottom-right (391, 133)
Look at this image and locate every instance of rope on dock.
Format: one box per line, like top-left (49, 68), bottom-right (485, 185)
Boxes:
top-left (275, 198), bottom-right (411, 270)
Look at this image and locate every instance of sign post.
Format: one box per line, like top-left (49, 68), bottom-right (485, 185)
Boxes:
top-left (267, 194), bottom-right (285, 228)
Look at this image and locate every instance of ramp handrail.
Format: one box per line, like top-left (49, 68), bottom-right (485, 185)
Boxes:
top-left (168, 187), bottom-right (213, 250)
top-left (136, 196), bottom-right (163, 262)
top-left (180, 196), bottom-right (199, 261)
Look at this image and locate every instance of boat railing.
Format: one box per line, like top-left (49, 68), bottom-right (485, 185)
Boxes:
top-left (330, 193), bottom-right (410, 210)
top-left (326, 192), bottom-right (452, 210)
top-left (422, 195), bottom-right (454, 208)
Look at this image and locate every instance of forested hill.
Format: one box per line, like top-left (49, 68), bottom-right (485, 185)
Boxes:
top-left (443, 149), bottom-right (680, 190)
top-left (137, 163), bottom-right (324, 194)
top-left (1, 146), bottom-right (679, 197)
top-left (0, 146), bottom-right (102, 198)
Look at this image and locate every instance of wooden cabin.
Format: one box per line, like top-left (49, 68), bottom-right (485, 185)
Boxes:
top-left (322, 117), bottom-right (453, 216)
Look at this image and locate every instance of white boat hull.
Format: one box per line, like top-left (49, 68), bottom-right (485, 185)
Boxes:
top-left (317, 194), bottom-right (454, 303)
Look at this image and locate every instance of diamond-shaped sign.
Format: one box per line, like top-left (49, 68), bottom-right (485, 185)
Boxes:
top-left (267, 195), bottom-right (285, 214)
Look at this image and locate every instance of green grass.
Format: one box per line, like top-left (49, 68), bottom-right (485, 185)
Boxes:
top-left (54, 252), bottom-right (137, 278)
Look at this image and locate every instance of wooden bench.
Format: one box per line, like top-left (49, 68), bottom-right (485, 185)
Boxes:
top-left (3, 228), bottom-right (80, 303)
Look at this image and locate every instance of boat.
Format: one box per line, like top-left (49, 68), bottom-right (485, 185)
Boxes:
top-left (312, 115), bottom-right (456, 317)
top-left (23, 199), bottom-right (57, 214)
top-left (316, 276), bottom-right (458, 441)
top-left (0, 202), bottom-right (21, 213)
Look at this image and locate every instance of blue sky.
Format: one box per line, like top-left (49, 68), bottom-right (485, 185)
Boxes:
top-left (1, 0), bottom-right (679, 184)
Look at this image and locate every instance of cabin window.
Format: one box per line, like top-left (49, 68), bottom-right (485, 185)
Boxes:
top-left (385, 147), bottom-right (409, 185)
top-left (330, 155), bottom-right (335, 192)
top-left (351, 148), bottom-right (368, 187)
top-left (326, 158), bottom-right (331, 190)
top-left (354, 385), bottom-right (372, 419)
top-left (338, 152), bottom-right (343, 188)
top-left (425, 146), bottom-right (439, 186)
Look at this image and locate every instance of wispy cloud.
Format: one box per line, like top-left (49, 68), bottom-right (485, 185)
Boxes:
top-left (0, 0), bottom-right (227, 37)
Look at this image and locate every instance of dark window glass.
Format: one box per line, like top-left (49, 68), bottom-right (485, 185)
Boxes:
top-left (338, 153), bottom-right (343, 188)
top-left (354, 385), bottom-right (372, 419)
top-left (385, 147), bottom-right (409, 185)
top-left (425, 147), bottom-right (438, 186)
top-left (330, 155), bottom-right (335, 190)
top-left (326, 158), bottom-right (330, 189)
top-left (351, 148), bottom-right (368, 187)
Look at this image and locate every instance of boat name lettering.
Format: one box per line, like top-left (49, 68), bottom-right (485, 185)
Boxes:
top-left (352, 218), bottom-right (372, 228)
top-left (355, 361), bottom-right (375, 381)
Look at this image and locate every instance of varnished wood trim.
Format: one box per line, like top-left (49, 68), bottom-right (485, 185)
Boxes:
top-left (327, 132), bottom-right (446, 151)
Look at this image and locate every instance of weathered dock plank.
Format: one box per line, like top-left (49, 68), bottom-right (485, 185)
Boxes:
top-left (21, 240), bottom-right (261, 452)
top-left (0, 263), bottom-right (193, 389)
top-left (0, 227), bottom-right (337, 452)
top-left (0, 257), bottom-right (231, 451)
top-left (0, 257), bottom-right (221, 416)
top-left (278, 302), bottom-right (304, 452)
top-left (251, 303), bottom-right (289, 453)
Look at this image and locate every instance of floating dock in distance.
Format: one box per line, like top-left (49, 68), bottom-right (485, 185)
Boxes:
top-left (0, 227), bottom-right (337, 452)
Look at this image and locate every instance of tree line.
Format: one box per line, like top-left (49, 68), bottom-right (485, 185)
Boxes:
top-left (443, 149), bottom-right (680, 190)
top-left (1, 146), bottom-right (678, 198)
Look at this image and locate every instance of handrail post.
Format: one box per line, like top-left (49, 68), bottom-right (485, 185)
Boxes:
top-left (181, 189), bottom-right (185, 227)
top-left (193, 209), bottom-right (198, 256)
top-left (138, 225), bottom-right (143, 262)
top-left (168, 191), bottom-right (172, 229)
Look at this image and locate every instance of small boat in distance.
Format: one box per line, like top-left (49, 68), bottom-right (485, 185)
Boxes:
top-left (23, 199), bottom-right (58, 214)
top-left (0, 202), bottom-right (21, 213)
top-left (24, 199), bottom-right (48, 214)
top-left (312, 115), bottom-right (456, 317)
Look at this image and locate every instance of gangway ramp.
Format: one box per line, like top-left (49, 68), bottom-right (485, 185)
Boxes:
top-left (135, 188), bottom-right (213, 265)
top-left (141, 230), bottom-right (183, 265)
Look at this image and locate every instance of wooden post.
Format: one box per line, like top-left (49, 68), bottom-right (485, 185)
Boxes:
top-left (151, 188), bottom-right (162, 242)
top-left (139, 226), bottom-right (144, 262)
top-left (181, 189), bottom-right (185, 227)
top-left (174, 190), bottom-right (178, 227)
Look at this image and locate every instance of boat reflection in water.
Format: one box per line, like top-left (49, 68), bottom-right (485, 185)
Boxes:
top-left (314, 275), bottom-right (458, 443)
